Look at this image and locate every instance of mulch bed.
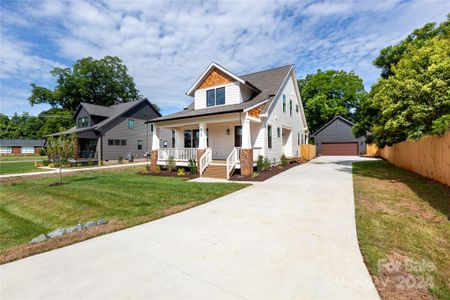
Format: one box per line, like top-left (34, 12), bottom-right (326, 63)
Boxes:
top-left (230, 161), bottom-right (300, 181)
top-left (140, 170), bottom-right (199, 179)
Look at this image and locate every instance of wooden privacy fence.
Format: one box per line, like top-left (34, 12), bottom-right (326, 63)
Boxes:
top-left (299, 144), bottom-right (316, 160)
top-left (366, 131), bottom-right (450, 186)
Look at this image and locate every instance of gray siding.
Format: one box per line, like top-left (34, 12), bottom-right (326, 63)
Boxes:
top-left (99, 101), bottom-right (170, 160)
top-left (313, 118), bottom-right (366, 155)
top-left (76, 107), bottom-right (91, 128)
top-left (100, 102), bottom-right (156, 160)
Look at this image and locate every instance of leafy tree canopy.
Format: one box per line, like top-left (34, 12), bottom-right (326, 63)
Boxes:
top-left (29, 56), bottom-right (142, 112)
top-left (373, 16), bottom-right (449, 78)
top-left (354, 16), bottom-right (450, 147)
top-left (298, 69), bottom-right (366, 133)
top-left (0, 108), bottom-right (74, 139)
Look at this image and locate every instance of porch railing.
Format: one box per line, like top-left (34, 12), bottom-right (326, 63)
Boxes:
top-left (158, 148), bottom-right (197, 161)
top-left (235, 147), bottom-right (263, 161)
top-left (226, 147), bottom-right (239, 180)
top-left (199, 148), bottom-right (212, 176)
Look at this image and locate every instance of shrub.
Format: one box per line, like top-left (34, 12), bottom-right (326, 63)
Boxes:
top-left (256, 155), bottom-right (264, 173)
top-left (252, 172), bottom-right (260, 178)
top-left (118, 155), bottom-right (123, 164)
top-left (177, 168), bottom-right (186, 176)
top-left (262, 157), bottom-right (271, 171)
top-left (188, 159), bottom-right (197, 175)
top-left (167, 156), bottom-right (175, 172)
top-left (87, 160), bottom-right (95, 166)
top-left (280, 154), bottom-right (288, 166)
top-left (99, 161), bottom-right (104, 166)
top-left (155, 165), bottom-right (161, 173)
top-left (145, 164), bottom-right (151, 172)
top-left (39, 148), bottom-right (46, 156)
top-left (76, 163), bottom-right (83, 167)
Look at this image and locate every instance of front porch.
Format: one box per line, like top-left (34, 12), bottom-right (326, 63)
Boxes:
top-left (150, 112), bottom-right (264, 179)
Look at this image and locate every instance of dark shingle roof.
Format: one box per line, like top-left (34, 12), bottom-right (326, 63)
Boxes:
top-left (54, 99), bottom-right (151, 136)
top-left (0, 139), bottom-right (45, 147)
top-left (151, 65), bottom-right (292, 122)
top-left (80, 103), bottom-right (113, 117)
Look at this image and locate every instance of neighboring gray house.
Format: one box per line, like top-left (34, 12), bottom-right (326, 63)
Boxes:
top-left (311, 116), bottom-right (365, 156)
top-left (53, 99), bottom-right (170, 162)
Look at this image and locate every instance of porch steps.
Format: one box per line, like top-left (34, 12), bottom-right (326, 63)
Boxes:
top-left (202, 164), bottom-right (227, 179)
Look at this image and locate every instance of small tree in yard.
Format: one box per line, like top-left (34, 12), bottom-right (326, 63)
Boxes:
top-left (46, 133), bottom-right (76, 185)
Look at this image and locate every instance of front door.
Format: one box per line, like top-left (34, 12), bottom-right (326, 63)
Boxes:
top-left (234, 126), bottom-right (242, 147)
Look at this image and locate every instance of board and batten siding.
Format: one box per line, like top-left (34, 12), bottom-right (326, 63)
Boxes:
top-left (264, 72), bottom-right (305, 163)
top-left (76, 107), bottom-right (91, 128)
top-left (313, 118), bottom-right (365, 155)
top-left (100, 102), bottom-right (161, 160)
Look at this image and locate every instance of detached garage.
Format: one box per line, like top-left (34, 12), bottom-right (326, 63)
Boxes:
top-left (311, 116), bottom-right (365, 156)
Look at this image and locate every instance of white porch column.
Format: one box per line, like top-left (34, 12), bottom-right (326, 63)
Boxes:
top-left (151, 124), bottom-right (160, 150)
top-left (198, 122), bottom-right (208, 150)
top-left (175, 128), bottom-right (184, 148)
top-left (241, 114), bottom-right (252, 149)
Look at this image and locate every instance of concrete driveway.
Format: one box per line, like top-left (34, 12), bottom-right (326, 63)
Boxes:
top-left (0, 156), bottom-right (379, 300)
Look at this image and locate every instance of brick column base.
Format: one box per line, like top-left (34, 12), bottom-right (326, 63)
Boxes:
top-left (240, 149), bottom-right (253, 177)
top-left (197, 149), bottom-right (206, 171)
top-left (150, 150), bottom-right (158, 173)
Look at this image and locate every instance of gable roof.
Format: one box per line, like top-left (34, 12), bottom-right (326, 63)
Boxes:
top-left (311, 116), bottom-right (355, 137)
top-left (186, 62), bottom-right (260, 96)
top-left (55, 99), bottom-right (158, 136)
top-left (151, 65), bottom-right (293, 123)
top-left (76, 103), bottom-right (113, 117)
top-left (0, 139), bottom-right (46, 147)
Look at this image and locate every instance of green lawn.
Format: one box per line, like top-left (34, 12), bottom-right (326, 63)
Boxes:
top-left (0, 168), bottom-right (246, 256)
top-left (0, 155), bottom-right (46, 162)
top-left (353, 161), bottom-right (450, 300)
top-left (0, 161), bottom-right (49, 175)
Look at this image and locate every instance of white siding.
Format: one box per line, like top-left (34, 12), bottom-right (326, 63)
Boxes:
top-left (264, 73), bottom-right (305, 163)
top-left (207, 122), bottom-right (240, 159)
top-left (194, 82), bottom-right (241, 109)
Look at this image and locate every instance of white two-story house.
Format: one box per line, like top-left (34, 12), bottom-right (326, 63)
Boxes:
top-left (149, 62), bottom-right (309, 179)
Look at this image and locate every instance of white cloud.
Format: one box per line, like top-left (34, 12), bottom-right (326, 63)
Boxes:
top-left (1, 0), bottom-right (449, 116)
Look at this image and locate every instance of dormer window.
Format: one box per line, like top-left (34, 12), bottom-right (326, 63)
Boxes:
top-left (78, 117), bottom-right (88, 127)
top-left (206, 87), bottom-right (225, 107)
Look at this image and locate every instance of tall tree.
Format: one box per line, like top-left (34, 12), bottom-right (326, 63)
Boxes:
top-left (298, 69), bottom-right (366, 133)
top-left (29, 56), bottom-right (142, 112)
top-left (0, 109), bottom-right (74, 139)
top-left (354, 16), bottom-right (450, 147)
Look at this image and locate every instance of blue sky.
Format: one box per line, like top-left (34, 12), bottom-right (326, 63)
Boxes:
top-left (1, 0), bottom-right (449, 116)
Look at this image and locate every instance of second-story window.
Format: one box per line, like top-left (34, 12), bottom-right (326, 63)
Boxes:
top-left (78, 117), bottom-right (88, 127)
top-left (289, 100), bottom-right (293, 116)
top-left (206, 87), bottom-right (225, 107)
top-left (282, 95), bottom-right (286, 113)
top-left (128, 119), bottom-right (134, 129)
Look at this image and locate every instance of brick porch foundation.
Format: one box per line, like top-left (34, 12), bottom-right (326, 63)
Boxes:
top-left (150, 150), bottom-right (158, 172)
top-left (240, 148), bottom-right (253, 177)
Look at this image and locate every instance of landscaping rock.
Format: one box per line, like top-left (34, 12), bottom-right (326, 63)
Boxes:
top-left (47, 228), bottom-right (66, 238)
top-left (75, 223), bottom-right (85, 231)
top-left (97, 219), bottom-right (107, 225)
top-left (86, 221), bottom-right (97, 228)
top-left (30, 234), bottom-right (47, 244)
top-left (66, 226), bottom-right (78, 233)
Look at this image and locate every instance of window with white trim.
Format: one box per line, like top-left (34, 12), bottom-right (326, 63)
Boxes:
top-left (206, 87), bottom-right (225, 107)
top-left (0, 146), bottom-right (12, 154)
top-left (21, 146), bottom-right (34, 154)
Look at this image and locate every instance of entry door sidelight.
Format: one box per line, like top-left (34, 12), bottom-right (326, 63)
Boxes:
top-left (234, 126), bottom-right (242, 147)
